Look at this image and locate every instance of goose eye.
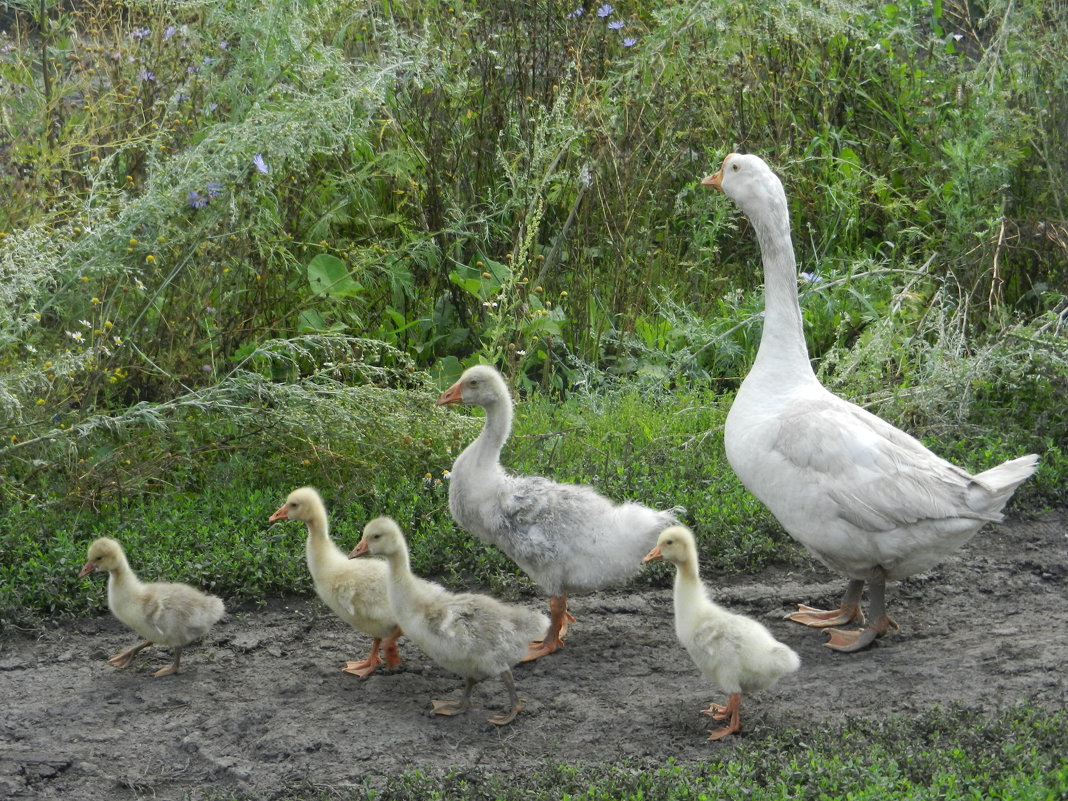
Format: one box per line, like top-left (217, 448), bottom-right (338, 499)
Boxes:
top-left (731, 162), bottom-right (740, 172)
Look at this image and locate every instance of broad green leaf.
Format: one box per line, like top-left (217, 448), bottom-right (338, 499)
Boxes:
top-left (307, 254), bottom-right (362, 299)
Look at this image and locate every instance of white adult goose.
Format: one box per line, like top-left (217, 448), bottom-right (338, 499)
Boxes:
top-left (351, 517), bottom-right (547, 725)
top-left (437, 364), bottom-right (678, 659)
top-left (643, 526), bottom-right (799, 740)
top-left (703, 153), bottom-right (1039, 651)
top-left (79, 537), bottom-right (225, 676)
top-left (269, 487), bottom-right (403, 677)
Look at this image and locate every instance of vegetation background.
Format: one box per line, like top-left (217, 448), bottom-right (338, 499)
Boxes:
top-left (0, 0), bottom-right (1065, 796)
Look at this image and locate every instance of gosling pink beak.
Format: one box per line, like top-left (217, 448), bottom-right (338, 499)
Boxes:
top-left (78, 561), bottom-right (96, 577)
top-left (268, 504), bottom-right (289, 523)
top-left (642, 545), bottom-right (663, 564)
top-left (349, 539), bottom-right (370, 559)
top-left (435, 380), bottom-right (463, 406)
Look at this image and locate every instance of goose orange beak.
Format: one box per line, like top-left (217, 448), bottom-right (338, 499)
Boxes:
top-left (436, 380), bottom-right (463, 406)
top-left (642, 545), bottom-right (663, 563)
top-left (268, 504), bottom-right (289, 523)
top-left (349, 539), bottom-right (370, 559)
top-left (78, 561), bottom-right (96, 577)
top-left (701, 170), bottom-right (723, 192)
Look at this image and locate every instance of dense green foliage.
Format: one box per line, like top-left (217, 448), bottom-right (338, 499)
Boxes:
top-left (0, 0), bottom-right (1064, 622)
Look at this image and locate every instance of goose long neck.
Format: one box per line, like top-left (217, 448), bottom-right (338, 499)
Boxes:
top-left (750, 197), bottom-right (813, 375)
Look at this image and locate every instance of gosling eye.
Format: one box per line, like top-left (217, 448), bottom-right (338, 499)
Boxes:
top-left (731, 162), bottom-right (740, 172)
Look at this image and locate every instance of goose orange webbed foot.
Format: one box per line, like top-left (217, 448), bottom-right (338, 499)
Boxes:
top-left (824, 616), bottom-right (900, 652)
top-left (788, 603), bottom-right (865, 628)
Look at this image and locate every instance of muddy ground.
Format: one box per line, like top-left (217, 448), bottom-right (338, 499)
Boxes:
top-left (2, 508), bottom-right (1065, 800)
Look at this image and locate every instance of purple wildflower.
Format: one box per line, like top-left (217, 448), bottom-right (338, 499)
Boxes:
top-left (206, 182), bottom-right (223, 198)
top-left (188, 190), bottom-right (208, 209)
top-left (137, 69), bottom-right (156, 83)
top-left (164, 25), bottom-right (177, 39)
top-left (252, 153), bottom-right (269, 174)
top-left (130, 27), bottom-right (151, 41)
top-left (219, 40), bottom-right (229, 51)
top-left (566, 6), bottom-right (583, 17)
top-left (597, 4), bottom-right (613, 17)
top-left (607, 20), bottom-right (624, 29)
top-left (623, 36), bottom-right (637, 47)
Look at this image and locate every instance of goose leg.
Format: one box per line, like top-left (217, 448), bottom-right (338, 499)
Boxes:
top-left (343, 637), bottom-right (383, 677)
top-left (487, 669), bottom-right (524, 726)
top-left (107, 640), bottom-right (153, 668)
top-left (825, 570), bottom-right (900, 652)
top-left (152, 647), bottom-right (181, 677)
top-left (431, 677), bottom-right (476, 717)
top-left (702, 692), bottom-right (743, 741)
top-left (523, 594), bottom-right (573, 661)
top-left (788, 579), bottom-right (866, 627)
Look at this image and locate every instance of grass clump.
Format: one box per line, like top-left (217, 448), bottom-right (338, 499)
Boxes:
top-left (225, 705), bottom-right (1067, 800)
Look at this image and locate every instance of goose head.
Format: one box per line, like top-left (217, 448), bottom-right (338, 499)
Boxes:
top-left (435, 364), bottom-right (509, 409)
top-left (79, 537), bottom-right (125, 577)
top-left (269, 486), bottom-right (325, 524)
top-left (349, 515), bottom-right (406, 559)
top-left (642, 525), bottom-right (698, 566)
top-left (701, 153), bottom-right (789, 226)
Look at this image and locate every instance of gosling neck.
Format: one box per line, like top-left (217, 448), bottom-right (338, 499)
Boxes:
top-left (463, 394), bottom-right (512, 470)
top-left (671, 558), bottom-right (711, 614)
top-left (106, 551), bottom-right (142, 593)
top-left (302, 508), bottom-right (342, 570)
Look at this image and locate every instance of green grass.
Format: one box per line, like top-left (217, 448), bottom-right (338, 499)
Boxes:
top-left (198, 705), bottom-right (1067, 800)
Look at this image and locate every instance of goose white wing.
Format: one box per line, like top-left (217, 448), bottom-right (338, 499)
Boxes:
top-left (769, 396), bottom-right (995, 532)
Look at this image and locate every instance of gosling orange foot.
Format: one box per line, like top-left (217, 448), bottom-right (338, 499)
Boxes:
top-left (342, 656), bottom-right (381, 677)
top-left (107, 641), bottom-right (152, 668)
top-left (382, 626), bottom-right (403, 670)
top-left (487, 701), bottom-right (524, 726)
top-left (430, 698), bottom-right (472, 717)
top-left (521, 595), bottom-right (573, 662)
top-left (702, 692), bottom-right (742, 741)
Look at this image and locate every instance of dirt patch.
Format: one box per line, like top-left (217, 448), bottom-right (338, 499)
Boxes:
top-left (2, 509), bottom-right (1065, 800)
